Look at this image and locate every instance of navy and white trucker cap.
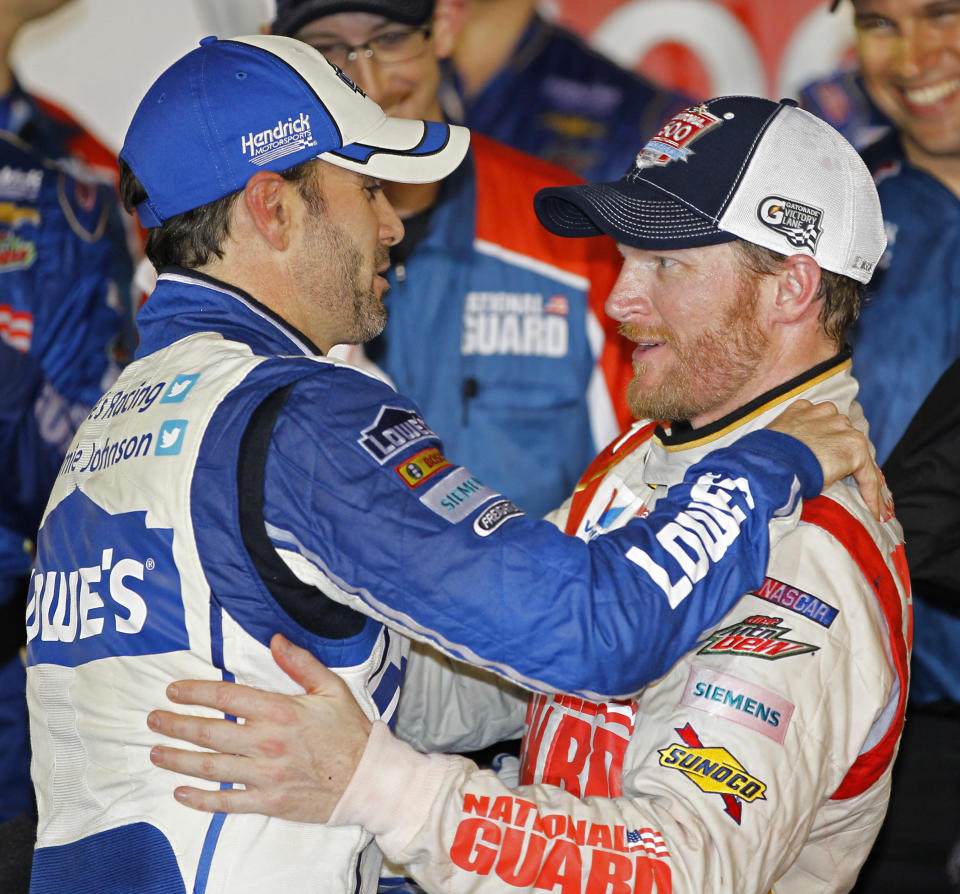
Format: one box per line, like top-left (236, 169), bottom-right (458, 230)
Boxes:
top-left (120, 34), bottom-right (468, 227)
top-left (533, 96), bottom-right (885, 284)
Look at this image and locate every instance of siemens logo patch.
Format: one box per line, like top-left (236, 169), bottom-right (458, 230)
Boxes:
top-left (358, 406), bottom-right (436, 464)
top-left (753, 576), bottom-right (838, 628)
top-left (681, 665), bottom-right (795, 745)
top-left (461, 291), bottom-right (569, 358)
top-left (26, 490), bottom-right (187, 667)
top-left (420, 467), bottom-right (495, 523)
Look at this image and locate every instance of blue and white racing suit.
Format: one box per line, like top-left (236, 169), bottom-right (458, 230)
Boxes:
top-left (28, 268), bottom-right (821, 893)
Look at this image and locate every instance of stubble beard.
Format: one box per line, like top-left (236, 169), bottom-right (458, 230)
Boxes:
top-left (301, 211), bottom-right (390, 346)
top-left (623, 285), bottom-right (769, 424)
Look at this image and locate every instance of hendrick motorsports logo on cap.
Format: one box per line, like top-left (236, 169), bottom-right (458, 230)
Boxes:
top-left (241, 111), bottom-right (319, 167)
top-left (635, 105), bottom-right (723, 170)
top-left (757, 196), bottom-right (823, 253)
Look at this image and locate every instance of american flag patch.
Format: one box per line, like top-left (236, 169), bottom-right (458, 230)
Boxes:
top-left (544, 294), bottom-right (569, 316)
top-left (0, 304), bottom-right (33, 351)
top-left (625, 827), bottom-right (670, 858)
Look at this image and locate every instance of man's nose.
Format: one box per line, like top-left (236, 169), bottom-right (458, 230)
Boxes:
top-left (604, 268), bottom-right (651, 323)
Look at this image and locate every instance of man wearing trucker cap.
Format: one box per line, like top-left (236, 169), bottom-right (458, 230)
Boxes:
top-left (146, 96), bottom-right (909, 894)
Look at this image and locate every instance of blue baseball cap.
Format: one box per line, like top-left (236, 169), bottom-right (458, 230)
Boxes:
top-left (120, 34), bottom-right (468, 227)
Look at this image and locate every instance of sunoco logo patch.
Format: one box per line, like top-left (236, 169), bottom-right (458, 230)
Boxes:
top-left (758, 196), bottom-right (823, 253)
top-left (659, 723), bottom-right (766, 824)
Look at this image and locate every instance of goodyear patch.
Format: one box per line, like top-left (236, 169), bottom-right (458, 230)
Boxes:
top-left (681, 665), bottom-right (794, 744)
top-left (473, 498), bottom-right (523, 537)
top-left (395, 447), bottom-right (451, 489)
top-left (753, 576), bottom-right (838, 628)
top-left (659, 723), bottom-right (766, 824)
top-left (697, 615), bottom-right (818, 660)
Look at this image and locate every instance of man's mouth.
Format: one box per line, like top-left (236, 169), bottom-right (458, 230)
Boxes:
top-left (902, 77), bottom-right (960, 110)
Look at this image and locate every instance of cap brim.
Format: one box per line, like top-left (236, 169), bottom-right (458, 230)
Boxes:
top-left (320, 116), bottom-right (469, 184)
top-left (534, 180), bottom-right (737, 250)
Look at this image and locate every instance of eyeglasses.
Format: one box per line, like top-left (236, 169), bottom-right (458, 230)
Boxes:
top-left (312, 25), bottom-right (433, 68)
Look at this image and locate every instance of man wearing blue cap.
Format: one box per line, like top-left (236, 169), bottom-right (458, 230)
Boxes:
top-left (146, 96), bottom-right (909, 894)
top-left (270, 0), bottom-right (635, 525)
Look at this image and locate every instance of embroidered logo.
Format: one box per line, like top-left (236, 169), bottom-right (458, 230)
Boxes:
top-left (697, 615), bottom-right (818, 660)
top-left (658, 723), bottom-right (766, 823)
top-left (395, 447), bottom-right (451, 489)
top-left (634, 105), bottom-right (723, 169)
top-left (753, 576), bottom-right (838, 629)
top-left (757, 196), bottom-right (823, 253)
top-left (241, 112), bottom-right (318, 167)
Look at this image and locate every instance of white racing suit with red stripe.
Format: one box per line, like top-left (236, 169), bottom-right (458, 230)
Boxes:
top-left (334, 353), bottom-right (913, 894)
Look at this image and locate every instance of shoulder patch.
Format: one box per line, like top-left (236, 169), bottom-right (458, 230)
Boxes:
top-left (357, 405), bottom-right (437, 464)
top-left (752, 576), bottom-right (838, 628)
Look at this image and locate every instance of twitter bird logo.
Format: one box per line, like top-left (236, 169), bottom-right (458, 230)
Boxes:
top-left (160, 374), bottom-right (200, 404)
top-left (155, 420), bottom-right (188, 456)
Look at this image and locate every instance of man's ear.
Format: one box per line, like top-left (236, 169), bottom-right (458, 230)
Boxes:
top-left (432, 0), bottom-right (469, 58)
top-left (772, 253), bottom-right (823, 323)
top-left (243, 171), bottom-right (292, 251)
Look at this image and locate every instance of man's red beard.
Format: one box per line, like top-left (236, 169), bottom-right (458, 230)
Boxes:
top-left (619, 285), bottom-right (769, 424)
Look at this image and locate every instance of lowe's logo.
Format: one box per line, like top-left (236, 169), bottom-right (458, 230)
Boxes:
top-left (26, 490), bottom-right (187, 667)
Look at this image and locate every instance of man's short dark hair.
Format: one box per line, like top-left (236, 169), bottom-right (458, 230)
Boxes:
top-left (733, 240), bottom-right (863, 345)
top-left (120, 160), bottom-right (322, 269)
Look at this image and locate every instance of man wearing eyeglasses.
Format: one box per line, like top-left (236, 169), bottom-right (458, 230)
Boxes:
top-left (271, 0), bottom-right (634, 526)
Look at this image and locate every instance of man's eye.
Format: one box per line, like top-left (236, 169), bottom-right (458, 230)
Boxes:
top-left (659, 257), bottom-right (677, 269)
top-left (313, 42), bottom-right (344, 55)
top-left (855, 14), bottom-right (895, 32)
top-left (372, 30), bottom-right (411, 49)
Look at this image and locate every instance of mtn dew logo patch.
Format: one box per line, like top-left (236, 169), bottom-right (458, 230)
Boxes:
top-left (26, 490), bottom-right (187, 667)
top-left (697, 615), bottom-right (818, 661)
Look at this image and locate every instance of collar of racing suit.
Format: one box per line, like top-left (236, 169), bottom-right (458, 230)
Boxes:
top-left (136, 266), bottom-right (325, 361)
top-left (642, 347), bottom-right (859, 486)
